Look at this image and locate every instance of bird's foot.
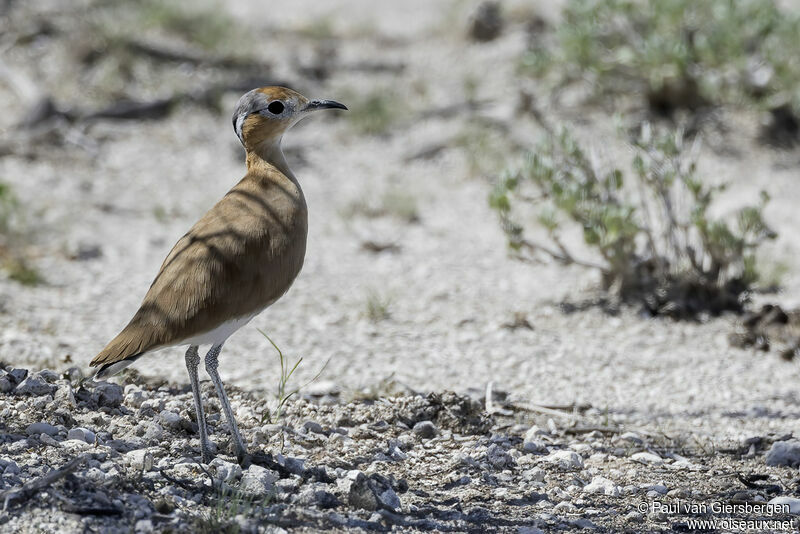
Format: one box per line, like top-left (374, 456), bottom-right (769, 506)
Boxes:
top-left (201, 446), bottom-right (216, 464)
top-left (235, 446), bottom-right (250, 467)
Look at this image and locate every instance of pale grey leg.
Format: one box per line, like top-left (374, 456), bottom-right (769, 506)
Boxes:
top-left (185, 345), bottom-right (214, 463)
top-left (204, 343), bottom-right (248, 464)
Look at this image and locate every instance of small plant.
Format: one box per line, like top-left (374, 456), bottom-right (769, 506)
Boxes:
top-left (341, 188), bottom-right (419, 223)
top-left (345, 89), bottom-right (401, 136)
top-left (257, 331), bottom-right (328, 424)
top-left (490, 123), bottom-right (776, 317)
top-left (136, 0), bottom-right (242, 51)
top-left (365, 290), bottom-right (392, 322)
top-left (524, 0), bottom-right (800, 119)
top-left (0, 182), bottom-right (41, 286)
top-left (196, 485), bottom-right (263, 534)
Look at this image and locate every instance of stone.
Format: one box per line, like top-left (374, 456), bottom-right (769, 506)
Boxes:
top-left (412, 421), bottom-right (437, 439)
top-left (54, 385), bottom-right (76, 408)
top-left (468, 1), bottom-right (503, 42)
top-left (240, 465), bottom-right (278, 497)
top-left (486, 443), bottom-right (512, 469)
top-left (339, 470), bottom-right (377, 511)
top-left (646, 483), bottom-right (668, 494)
top-left (210, 458), bottom-right (242, 484)
top-left (769, 496), bottom-right (800, 514)
top-left (630, 452), bottom-right (663, 465)
top-left (158, 410), bottom-right (181, 430)
top-left (26, 422), bottom-right (58, 436)
top-left (126, 449), bottom-right (154, 471)
top-left (765, 441), bottom-right (800, 467)
top-left (619, 432), bottom-right (643, 445)
top-left (40, 433), bottom-right (61, 447)
top-left (124, 387), bottom-right (147, 409)
top-left (522, 467), bottom-right (545, 482)
top-left (0, 375), bottom-right (13, 393)
top-left (67, 427), bottom-right (96, 444)
top-left (546, 450), bottom-right (584, 470)
top-left (295, 483), bottom-right (340, 508)
top-left (93, 382), bottom-right (124, 408)
top-left (15, 373), bottom-right (57, 396)
top-left (303, 420), bottom-right (325, 435)
top-left (583, 476), bottom-right (621, 497)
top-left (523, 426), bottom-right (548, 453)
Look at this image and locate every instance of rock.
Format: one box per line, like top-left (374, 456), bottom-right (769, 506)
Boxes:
top-left (3, 461), bottom-right (20, 475)
top-left (126, 449), bottom-right (154, 471)
top-left (468, 1), bottom-right (503, 42)
top-left (769, 496), bottom-right (800, 514)
top-left (295, 483), bottom-right (340, 508)
top-left (583, 476), bottom-right (621, 497)
top-left (134, 519), bottom-right (153, 533)
top-left (486, 443), bottom-right (513, 469)
top-left (93, 382), bottom-right (124, 408)
top-left (518, 528), bottom-right (544, 534)
top-left (303, 420), bottom-right (325, 435)
top-left (630, 452), bottom-right (663, 465)
top-left (646, 483), bottom-right (668, 495)
top-left (0, 375), bottom-right (13, 393)
top-left (158, 410), bottom-right (181, 430)
top-left (15, 373), bottom-right (57, 396)
top-left (546, 450), bottom-right (584, 470)
top-left (412, 420), bottom-right (437, 439)
top-left (553, 501), bottom-right (576, 513)
top-left (41, 433), bottom-right (61, 447)
top-left (124, 386), bottom-right (147, 409)
top-left (8, 368), bottom-right (28, 383)
top-left (523, 427), bottom-right (548, 453)
top-left (54, 385), bottom-right (76, 408)
top-left (67, 427), bottom-right (96, 443)
top-left (619, 432), bottom-right (643, 445)
top-left (339, 470), bottom-right (377, 511)
top-left (240, 465), bottom-right (278, 497)
top-left (765, 441), bottom-right (800, 467)
top-left (522, 467), bottom-right (545, 482)
top-left (26, 422), bottom-right (58, 436)
top-left (210, 458), bottom-right (242, 484)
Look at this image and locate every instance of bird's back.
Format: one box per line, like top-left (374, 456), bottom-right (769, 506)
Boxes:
top-left (91, 164), bottom-right (308, 373)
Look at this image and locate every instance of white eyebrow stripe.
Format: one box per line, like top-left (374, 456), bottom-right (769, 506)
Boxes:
top-left (235, 113), bottom-right (246, 143)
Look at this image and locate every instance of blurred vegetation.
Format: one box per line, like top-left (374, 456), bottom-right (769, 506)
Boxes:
top-left (0, 182), bottom-right (42, 286)
top-left (365, 290), bottom-right (392, 322)
top-left (341, 188), bottom-right (419, 224)
top-left (522, 0), bottom-right (800, 124)
top-left (490, 124), bottom-right (776, 317)
top-left (343, 89), bottom-right (401, 136)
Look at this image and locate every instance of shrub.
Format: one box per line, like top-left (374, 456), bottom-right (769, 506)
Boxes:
top-left (523, 0), bottom-right (800, 119)
top-left (490, 123), bottom-right (776, 317)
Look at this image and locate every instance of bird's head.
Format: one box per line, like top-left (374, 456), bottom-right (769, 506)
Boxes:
top-left (232, 86), bottom-right (347, 152)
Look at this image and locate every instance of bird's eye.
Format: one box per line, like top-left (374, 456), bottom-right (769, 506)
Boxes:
top-left (267, 101), bottom-right (285, 114)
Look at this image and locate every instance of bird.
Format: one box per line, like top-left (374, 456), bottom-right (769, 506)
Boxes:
top-left (89, 86), bottom-right (347, 464)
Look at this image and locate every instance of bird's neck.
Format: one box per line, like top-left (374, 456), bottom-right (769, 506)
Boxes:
top-left (246, 139), bottom-right (296, 183)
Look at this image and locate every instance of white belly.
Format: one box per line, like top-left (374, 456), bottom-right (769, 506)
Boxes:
top-left (179, 314), bottom-right (257, 347)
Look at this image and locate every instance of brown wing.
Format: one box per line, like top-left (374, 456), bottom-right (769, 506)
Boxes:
top-left (90, 170), bottom-right (307, 371)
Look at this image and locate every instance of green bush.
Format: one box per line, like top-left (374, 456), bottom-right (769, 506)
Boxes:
top-left (523, 0), bottom-right (800, 116)
top-left (490, 124), bottom-right (776, 317)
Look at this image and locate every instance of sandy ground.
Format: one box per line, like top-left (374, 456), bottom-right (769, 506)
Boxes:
top-left (2, 0), bottom-right (800, 448)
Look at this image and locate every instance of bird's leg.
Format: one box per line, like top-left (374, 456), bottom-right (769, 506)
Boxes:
top-left (185, 345), bottom-right (214, 463)
top-left (204, 343), bottom-right (248, 464)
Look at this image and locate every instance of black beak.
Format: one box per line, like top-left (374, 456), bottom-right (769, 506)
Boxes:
top-left (304, 99), bottom-right (348, 112)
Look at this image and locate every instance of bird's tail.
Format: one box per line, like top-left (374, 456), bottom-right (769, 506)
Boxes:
top-left (90, 326), bottom-right (153, 379)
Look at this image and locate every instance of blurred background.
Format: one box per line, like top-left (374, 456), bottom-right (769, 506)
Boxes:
top-left (1, 0), bottom-right (800, 439)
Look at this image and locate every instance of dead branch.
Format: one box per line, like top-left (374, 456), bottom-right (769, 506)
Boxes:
top-left (1, 454), bottom-right (88, 511)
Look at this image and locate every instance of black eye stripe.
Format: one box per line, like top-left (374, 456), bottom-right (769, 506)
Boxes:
top-left (267, 101), bottom-right (285, 114)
